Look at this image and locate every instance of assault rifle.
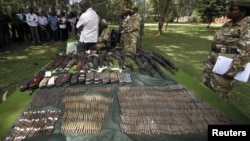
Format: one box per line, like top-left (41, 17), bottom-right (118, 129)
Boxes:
top-left (85, 53), bottom-right (94, 71)
top-left (139, 54), bottom-right (154, 77)
top-left (111, 50), bottom-right (125, 72)
top-left (152, 51), bottom-right (179, 72)
top-left (130, 52), bottom-right (153, 76)
top-left (45, 54), bottom-right (63, 70)
top-left (92, 54), bottom-right (99, 70)
top-left (120, 51), bottom-right (134, 71)
top-left (75, 53), bottom-right (86, 72)
top-left (141, 52), bottom-right (166, 79)
top-left (28, 70), bottom-right (45, 89)
top-left (104, 51), bottom-right (114, 69)
top-left (96, 50), bottom-right (112, 73)
top-left (138, 48), bottom-right (178, 75)
top-left (54, 55), bottom-right (70, 73)
top-left (64, 54), bottom-right (78, 71)
top-left (98, 51), bottom-right (106, 68)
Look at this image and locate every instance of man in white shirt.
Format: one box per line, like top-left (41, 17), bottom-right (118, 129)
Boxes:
top-left (26, 7), bottom-right (41, 44)
top-left (76, 0), bottom-right (99, 53)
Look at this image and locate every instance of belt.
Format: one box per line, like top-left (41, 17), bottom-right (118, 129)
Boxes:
top-left (211, 46), bottom-right (239, 54)
top-left (130, 29), bottom-right (138, 33)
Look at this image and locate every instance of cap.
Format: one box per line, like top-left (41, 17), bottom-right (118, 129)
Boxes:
top-left (131, 5), bottom-right (139, 10)
top-left (230, 0), bottom-right (250, 7)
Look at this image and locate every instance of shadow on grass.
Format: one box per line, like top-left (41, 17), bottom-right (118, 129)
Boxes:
top-left (0, 90), bottom-right (35, 138)
top-left (143, 24), bottom-right (216, 80)
top-left (0, 41), bottom-right (67, 99)
top-left (142, 23), bottom-right (250, 121)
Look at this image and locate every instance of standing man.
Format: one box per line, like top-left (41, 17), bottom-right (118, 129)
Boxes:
top-left (18, 8), bottom-right (31, 42)
top-left (202, 0), bottom-right (250, 100)
top-left (129, 5), bottom-right (141, 53)
top-left (76, 0), bottom-right (99, 53)
top-left (26, 7), bottom-right (41, 44)
top-left (0, 9), bottom-right (11, 51)
top-left (38, 11), bottom-right (49, 42)
top-left (48, 11), bottom-right (59, 42)
top-left (120, 10), bottom-right (132, 52)
top-left (58, 12), bottom-right (68, 41)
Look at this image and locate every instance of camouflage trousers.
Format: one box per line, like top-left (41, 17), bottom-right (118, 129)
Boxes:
top-left (123, 36), bottom-right (138, 53)
top-left (124, 43), bottom-right (137, 53)
top-left (202, 59), bottom-right (238, 99)
top-left (95, 43), bottom-right (105, 51)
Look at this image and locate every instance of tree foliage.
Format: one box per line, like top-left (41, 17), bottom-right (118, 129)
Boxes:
top-left (197, 0), bottom-right (227, 27)
top-left (0, 0), bottom-right (70, 15)
top-left (172, 0), bottom-right (199, 22)
top-left (105, 0), bottom-right (133, 23)
top-left (0, 0), bottom-right (229, 33)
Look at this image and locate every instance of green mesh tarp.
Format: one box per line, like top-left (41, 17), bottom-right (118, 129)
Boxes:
top-left (3, 70), bottom-right (225, 141)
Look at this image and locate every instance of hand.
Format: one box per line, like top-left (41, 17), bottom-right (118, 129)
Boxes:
top-left (77, 26), bottom-right (83, 32)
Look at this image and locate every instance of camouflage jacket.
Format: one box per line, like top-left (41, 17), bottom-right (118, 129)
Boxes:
top-left (128, 13), bottom-right (141, 32)
top-left (97, 27), bottom-right (110, 47)
top-left (121, 16), bottom-right (131, 32)
top-left (211, 16), bottom-right (250, 77)
top-left (98, 27), bottom-right (110, 43)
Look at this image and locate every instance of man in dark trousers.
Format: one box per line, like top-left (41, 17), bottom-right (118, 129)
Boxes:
top-left (76, 0), bottom-right (99, 53)
top-left (0, 9), bottom-right (11, 51)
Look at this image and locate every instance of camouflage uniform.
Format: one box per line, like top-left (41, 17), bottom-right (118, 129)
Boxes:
top-left (202, 16), bottom-right (250, 99)
top-left (120, 15), bottom-right (131, 52)
top-left (95, 26), bottom-right (110, 51)
top-left (127, 12), bottom-right (141, 53)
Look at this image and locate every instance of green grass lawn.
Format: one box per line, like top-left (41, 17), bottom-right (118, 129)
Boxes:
top-left (142, 23), bottom-right (250, 120)
top-left (0, 41), bottom-right (67, 138)
top-left (0, 41), bottom-right (67, 97)
top-left (0, 23), bottom-right (250, 139)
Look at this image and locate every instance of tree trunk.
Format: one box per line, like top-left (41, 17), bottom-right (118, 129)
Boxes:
top-left (157, 21), bottom-right (163, 36)
top-left (157, 0), bottom-right (171, 36)
top-left (164, 19), bottom-right (169, 31)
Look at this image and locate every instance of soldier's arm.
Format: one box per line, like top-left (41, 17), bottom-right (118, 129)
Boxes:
top-left (223, 27), bottom-right (250, 78)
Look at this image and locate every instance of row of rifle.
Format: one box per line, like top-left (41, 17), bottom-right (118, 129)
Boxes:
top-left (37, 48), bottom-right (177, 77)
top-left (132, 48), bottom-right (178, 78)
top-left (46, 50), bottom-right (131, 73)
top-left (43, 48), bottom-right (178, 76)
top-left (18, 48), bottom-right (178, 91)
